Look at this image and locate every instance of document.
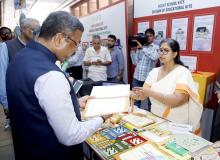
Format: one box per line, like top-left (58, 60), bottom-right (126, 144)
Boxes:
top-left (84, 85), bottom-right (130, 118)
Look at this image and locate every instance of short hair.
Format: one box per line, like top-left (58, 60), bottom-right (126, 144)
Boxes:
top-left (20, 18), bottom-right (39, 29)
top-left (145, 28), bottom-right (155, 36)
top-left (39, 11), bottom-right (84, 39)
top-left (92, 35), bottom-right (100, 40)
top-left (0, 27), bottom-right (12, 35)
top-left (108, 34), bottom-right (116, 41)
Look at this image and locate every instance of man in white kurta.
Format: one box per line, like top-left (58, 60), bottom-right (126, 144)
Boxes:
top-left (83, 35), bottom-right (111, 81)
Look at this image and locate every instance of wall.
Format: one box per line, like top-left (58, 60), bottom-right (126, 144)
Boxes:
top-left (133, 7), bottom-right (220, 75)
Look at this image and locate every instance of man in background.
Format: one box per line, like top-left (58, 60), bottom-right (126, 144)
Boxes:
top-left (0, 18), bottom-right (40, 129)
top-left (212, 71), bottom-right (220, 142)
top-left (130, 28), bottom-right (159, 108)
top-left (0, 27), bottom-right (13, 42)
top-left (67, 46), bottom-right (84, 79)
top-left (83, 35), bottom-right (111, 82)
top-left (107, 34), bottom-right (124, 83)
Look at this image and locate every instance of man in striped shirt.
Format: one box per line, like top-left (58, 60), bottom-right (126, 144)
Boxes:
top-left (130, 28), bottom-right (159, 108)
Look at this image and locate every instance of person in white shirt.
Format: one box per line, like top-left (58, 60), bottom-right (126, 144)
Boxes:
top-left (6, 11), bottom-right (111, 160)
top-left (83, 35), bottom-right (112, 81)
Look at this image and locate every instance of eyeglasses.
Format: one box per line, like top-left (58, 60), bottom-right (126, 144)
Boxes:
top-left (63, 33), bottom-right (79, 47)
top-left (158, 48), bottom-right (171, 55)
top-left (66, 36), bottom-right (79, 47)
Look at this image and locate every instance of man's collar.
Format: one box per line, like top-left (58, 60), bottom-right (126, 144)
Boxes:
top-left (18, 36), bottom-right (26, 46)
top-left (26, 40), bottom-right (57, 63)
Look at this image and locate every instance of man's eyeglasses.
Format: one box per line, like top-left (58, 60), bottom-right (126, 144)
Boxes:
top-left (62, 33), bottom-right (79, 47)
top-left (158, 48), bottom-right (170, 55)
top-left (66, 36), bottom-right (79, 47)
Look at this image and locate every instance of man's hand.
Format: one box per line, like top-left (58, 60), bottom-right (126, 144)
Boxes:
top-left (78, 95), bottom-right (91, 109)
top-left (68, 77), bottom-right (74, 84)
top-left (117, 75), bottom-right (122, 81)
top-left (101, 114), bottom-right (113, 123)
top-left (132, 40), bottom-right (143, 49)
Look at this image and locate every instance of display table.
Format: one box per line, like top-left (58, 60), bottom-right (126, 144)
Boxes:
top-left (83, 109), bottom-right (220, 160)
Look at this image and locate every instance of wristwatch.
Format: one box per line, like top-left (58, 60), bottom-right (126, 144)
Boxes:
top-left (101, 116), bottom-right (105, 123)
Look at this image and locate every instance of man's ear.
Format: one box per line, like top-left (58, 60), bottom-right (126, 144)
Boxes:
top-left (53, 33), bottom-right (66, 49)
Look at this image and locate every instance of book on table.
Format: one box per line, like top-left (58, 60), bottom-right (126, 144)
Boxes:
top-left (84, 84), bottom-right (130, 118)
top-left (114, 142), bottom-right (174, 160)
top-left (121, 113), bottom-right (155, 128)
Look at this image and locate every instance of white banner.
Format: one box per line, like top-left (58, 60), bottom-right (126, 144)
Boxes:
top-left (79, 2), bottom-right (128, 82)
top-left (134, 0), bottom-right (220, 18)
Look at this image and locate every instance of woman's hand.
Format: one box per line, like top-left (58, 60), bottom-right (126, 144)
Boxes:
top-left (131, 87), bottom-right (150, 100)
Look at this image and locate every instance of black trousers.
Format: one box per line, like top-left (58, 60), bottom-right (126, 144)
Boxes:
top-left (66, 66), bottom-right (83, 80)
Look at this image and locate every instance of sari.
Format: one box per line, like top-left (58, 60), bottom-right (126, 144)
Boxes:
top-left (143, 65), bottom-right (203, 134)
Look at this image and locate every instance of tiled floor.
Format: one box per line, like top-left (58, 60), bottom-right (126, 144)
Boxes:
top-left (0, 105), bottom-right (14, 160)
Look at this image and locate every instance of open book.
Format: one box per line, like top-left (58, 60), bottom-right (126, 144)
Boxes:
top-left (84, 84), bottom-right (130, 118)
top-left (121, 113), bottom-right (155, 128)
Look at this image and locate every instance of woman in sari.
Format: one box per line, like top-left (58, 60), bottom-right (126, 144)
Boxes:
top-left (132, 38), bottom-right (203, 134)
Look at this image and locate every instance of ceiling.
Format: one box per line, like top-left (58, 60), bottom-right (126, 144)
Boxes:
top-left (24, 0), bottom-right (75, 23)
top-left (2, 0), bottom-right (79, 28)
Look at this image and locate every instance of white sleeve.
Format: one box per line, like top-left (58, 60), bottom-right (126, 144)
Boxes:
top-left (144, 68), bottom-right (157, 86)
top-left (83, 48), bottom-right (90, 62)
top-left (34, 71), bottom-right (103, 146)
top-left (105, 48), bottom-right (112, 62)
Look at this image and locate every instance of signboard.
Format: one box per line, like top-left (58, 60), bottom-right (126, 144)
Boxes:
top-left (134, 0), bottom-right (220, 18)
top-left (14, 0), bottom-right (26, 10)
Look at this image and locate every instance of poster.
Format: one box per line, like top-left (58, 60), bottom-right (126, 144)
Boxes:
top-left (192, 15), bottom-right (215, 52)
top-left (137, 21), bottom-right (149, 34)
top-left (14, 0), bottom-right (26, 9)
top-left (153, 20), bottom-right (167, 45)
top-left (180, 55), bottom-right (197, 72)
top-left (171, 18), bottom-right (188, 50)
